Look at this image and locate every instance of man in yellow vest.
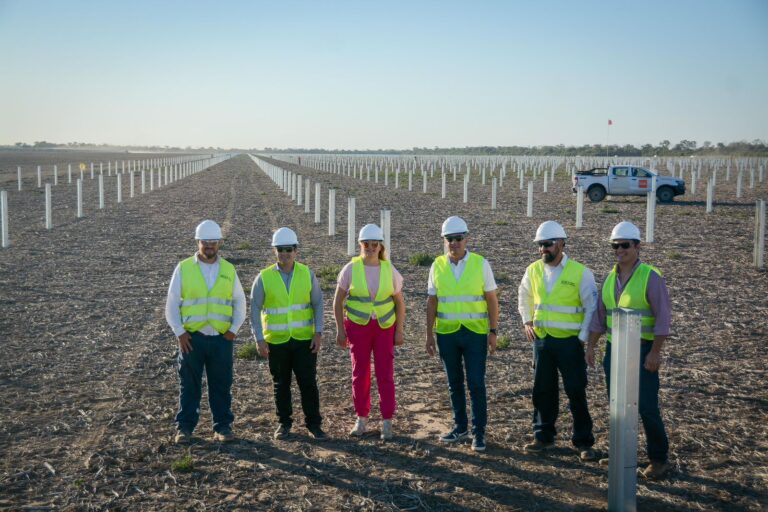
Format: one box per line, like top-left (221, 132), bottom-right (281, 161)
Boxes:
top-left (517, 221), bottom-right (598, 461)
top-left (165, 220), bottom-right (246, 444)
top-left (250, 227), bottom-right (326, 440)
top-left (586, 221), bottom-right (672, 479)
top-left (426, 216), bottom-right (499, 452)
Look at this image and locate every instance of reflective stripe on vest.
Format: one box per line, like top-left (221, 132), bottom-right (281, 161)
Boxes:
top-left (602, 263), bottom-right (660, 342)
top-left (530, 258), bottom-right (586, 339)
top-left (434, 253), bottom-right (489, 334)
top-left (179, 256), bottom-right (235, 335)
top-left (261, 262), bottom-right (314, 344)
top-left (346, 257), bottom-right (396, 328)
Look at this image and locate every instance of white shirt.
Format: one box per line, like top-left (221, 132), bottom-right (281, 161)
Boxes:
top-left (517, 254), bottom-right (597, 342)
top-left (427, 250), bottom-right (497, 295)
top-left (165, 254), bottom-right (247, 337)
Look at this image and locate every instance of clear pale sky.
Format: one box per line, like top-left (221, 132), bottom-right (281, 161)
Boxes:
top-left (1, 0), bottom-right (766, 150)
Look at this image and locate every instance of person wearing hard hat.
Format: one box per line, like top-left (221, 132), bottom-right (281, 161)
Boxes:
top-left (165, 220), bottom-right (247, 444)
top-left (425, 216), bottom-right (499, 453)
top-left (250, 227), bottom-right (327, 440)
top-left (333, 224), bottom-right (405, 441)
top-left (517, 220), bottom-right (598, 461)
top-left (586, 221), bottom-right (672, 479)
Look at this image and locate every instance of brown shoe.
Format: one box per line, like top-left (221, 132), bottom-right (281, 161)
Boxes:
top-left (213, 428), bottom-right (235, 443)
top-left (524, 439), bottom-right (555, 453)
top-left (640, 461), bottom-right (672, 479)
top-left (578, 447), bottom-right (597, 462)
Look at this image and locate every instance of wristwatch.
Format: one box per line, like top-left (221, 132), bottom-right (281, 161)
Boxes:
top-left (489, 328), bottom-right (498, 335)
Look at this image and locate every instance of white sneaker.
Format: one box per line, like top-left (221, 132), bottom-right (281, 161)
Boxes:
top-left (381, 419), bottom-right (393, 440)
top-left (349, 417), bottom-right (368, 436)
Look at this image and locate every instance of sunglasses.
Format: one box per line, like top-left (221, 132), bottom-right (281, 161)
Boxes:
top-left (276, 246), bottom-right (295, 253)
top-left (611, 242), bottom-right (633, 250)
top-left (361, 241), bottom-right (380, 248)
top-left (445, 235), bottom-right (465, 243)
top-left (537, 240), bottom-right (556, 248)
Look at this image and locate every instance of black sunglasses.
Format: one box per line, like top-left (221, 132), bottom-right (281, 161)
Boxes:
top-left (276, 246), bottom-right (295, 253)
top-left (611, 242), bottom-right (632, 250)
top-left (445, 235), bottom-right (465, 243)
top-left (538, 240), bottom-right (555, 248)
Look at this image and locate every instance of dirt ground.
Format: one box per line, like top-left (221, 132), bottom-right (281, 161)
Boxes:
top-left (0, 151), bottom-right (766, 511)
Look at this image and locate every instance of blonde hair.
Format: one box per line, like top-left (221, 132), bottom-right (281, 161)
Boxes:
top-left (359, 241), bottom-right (387, 261)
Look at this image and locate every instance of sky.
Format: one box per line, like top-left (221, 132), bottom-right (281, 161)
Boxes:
top-left (1, 0), bottom-right (766, 150)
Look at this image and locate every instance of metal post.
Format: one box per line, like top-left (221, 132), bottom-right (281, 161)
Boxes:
top-left (347, 197), bottom-right (356, 256)
top-left (116, 174), bottom-right (122, 203)
top-left (491, 178), bottom-right (497, 210)
top-left (1, 190), bottom-right (9, 248)
top-left (17, 167), bottom-right (22, 191)
top-left (706, 178), bottom-right (714, 213)
top-left (441, 172), bottom-right (446, 199)
top-left (543, 171), bottom-right (548, 193)
top-left (576, 186), bottom-right (584, 228)
top-left (37, 165), bottom-right (42, 188)
top-left (645, 190), bottom-right (656, 244)
top-left (463, 174), bottom-right (469, 203)
top-left (98, 175), bottom-right (105, 209)
top-left (527, 180), bottom-right (533, 217)
top-left (305, 179), bottom-right (311, 213)
top-left (53, 165), bottom-right (58, 186)
top-left (150, 169), bottom-right (154, 191)
top-left (75, 177), bottom-right (83, 219)
top-left (755, 199), bottom-right (766, 269)
top-left (328, 188), bottom-right (336, 236)
top-left (297, 175), bottom-right (303, 205)
top-left (141, 170), bottom-right (146, 194)
top-left (45, 184), bottom-right (52, 229)
top-left (423, 172), bottom-right (427, 194)
top-left (314, 182), bottom-right (321, 223)
top-left (130, 171), bottom-right (135, 198)
top-left (608, 308), bottom-right (641, 512)
top-left (408, 170), bottom-right (413, 191)
top-left (380, 209), bottom-right (391, 257)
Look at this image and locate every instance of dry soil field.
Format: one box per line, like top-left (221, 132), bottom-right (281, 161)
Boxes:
top-left (0, 151), bottom-right (766, 511)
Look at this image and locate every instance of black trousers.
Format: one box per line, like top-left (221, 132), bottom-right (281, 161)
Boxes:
top-left (267, 338), bottom-right (322, 428)
top-left (532, 335), bottom-right (595, 447)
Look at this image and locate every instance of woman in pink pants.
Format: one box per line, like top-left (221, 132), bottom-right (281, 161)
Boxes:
top-left (334, 224), bottom-right (405, 440)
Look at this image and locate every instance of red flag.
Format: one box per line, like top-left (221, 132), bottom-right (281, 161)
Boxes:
top-left (608, 119), bottom-right (613, 126)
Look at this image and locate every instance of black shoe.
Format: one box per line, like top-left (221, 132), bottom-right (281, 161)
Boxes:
top-left (213, 427), bottom-right (235, 443)
top-left (440, 428), bottom-right (469, 443)
top-left (274, 424), bottom-right (291, 440)
top-left (472, 433), bottom-right (486, 452)
top-left (307, 425), bottom-right (328, 440)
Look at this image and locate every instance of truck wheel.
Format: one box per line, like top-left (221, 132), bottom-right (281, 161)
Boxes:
top-left (656, 186), bottom-right (674, 203)
top-left (587, 186), bottom-right (606, 202)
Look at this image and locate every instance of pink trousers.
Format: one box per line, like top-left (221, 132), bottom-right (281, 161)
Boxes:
top-left (344, 318), bottom-right (396, 419)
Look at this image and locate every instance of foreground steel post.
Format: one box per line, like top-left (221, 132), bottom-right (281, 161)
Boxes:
top-left (608, 308), bottom-right (641, 512)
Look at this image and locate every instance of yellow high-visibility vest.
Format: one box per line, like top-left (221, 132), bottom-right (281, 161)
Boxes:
top-left (180, 256), bottom-right (235, 335)
top-left (345, 257), bottom-right (396, 328)
top-left (529, 258), bottom-right (586, 338)
top-left (434, 253), bottom-right (489, 335)
top-left (603, 263), bottom-right (660, 342)
top-left (261, 262), bottom-right (314, 344)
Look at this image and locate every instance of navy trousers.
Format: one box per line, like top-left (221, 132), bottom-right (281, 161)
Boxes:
top-left (175, 332), bottom-right (234, 434)
top-left (604, 342), bottom-right (669, 462)
top-left (437, 327), bottom-right (488, 435)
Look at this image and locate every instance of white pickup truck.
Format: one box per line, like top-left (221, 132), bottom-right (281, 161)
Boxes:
top-left (572, 165), bottom-right (686, 203)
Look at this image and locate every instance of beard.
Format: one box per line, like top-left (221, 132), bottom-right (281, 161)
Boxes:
top-left (543, 252), bottom-right (556, 263)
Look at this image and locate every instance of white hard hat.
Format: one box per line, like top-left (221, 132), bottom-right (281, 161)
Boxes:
top-left (611, 221), bottom-right (641, 241)
top-left (272, 227), bottom-right (299, 246)
top-left (195, 220), bottom-right (222, 240)
top-left (441, 216), bottom-right (468, 236)
top-left (534, 221), bottom-right (567, 242)
top-left (358, 223), bottom-right (384, 241)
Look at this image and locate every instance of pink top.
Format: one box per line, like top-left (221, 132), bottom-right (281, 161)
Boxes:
top-left (337, 260), bottom-right (404, 298)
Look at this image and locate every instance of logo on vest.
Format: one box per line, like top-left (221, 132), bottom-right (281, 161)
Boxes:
top-left (560, 280), bottom-right (577, 287)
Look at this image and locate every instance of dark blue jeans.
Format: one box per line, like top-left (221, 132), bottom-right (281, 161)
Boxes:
top-left (437, 327), bottom-right (487, 435)
top-left (604, 342), bottom-right (669, 462)
top-left (532, 335), bottom-right (594, 447)
top-left (175, 332), bottom-right (234, 434)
